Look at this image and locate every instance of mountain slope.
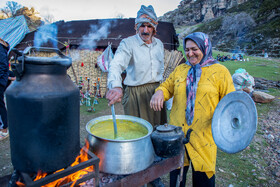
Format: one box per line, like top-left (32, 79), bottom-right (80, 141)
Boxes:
top-left (160, 0), bottom-right (280, 58)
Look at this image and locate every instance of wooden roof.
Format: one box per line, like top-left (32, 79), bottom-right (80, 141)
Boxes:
top-left (15, 18), bottom-right (179, 52)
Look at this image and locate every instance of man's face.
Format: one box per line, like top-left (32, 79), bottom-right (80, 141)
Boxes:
top-left (138, 23), bottom-right (154, 44)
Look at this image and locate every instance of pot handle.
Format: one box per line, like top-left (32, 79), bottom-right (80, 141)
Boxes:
top-left (11, 63), bottom-right (23, 81)
top-left (11, 48), bottom-right (25, 81)
top-left (182, 128), bottom-right (193, 144)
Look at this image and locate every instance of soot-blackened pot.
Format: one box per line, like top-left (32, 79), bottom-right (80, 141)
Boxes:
top-left (6, 47), bottom-right (80, 173)
top-left (151, 123), bottom-right (184, 158)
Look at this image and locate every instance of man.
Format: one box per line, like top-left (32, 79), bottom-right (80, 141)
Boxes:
top-left (106, 5), bottom-right (167, 187)
top-left (0, 38), bottom-right (9, 141)
top-left (106, 5), bottom-right (167, 127)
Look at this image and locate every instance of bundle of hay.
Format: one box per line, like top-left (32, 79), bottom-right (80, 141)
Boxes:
top-left (163, 49), bottom-right (184, 82)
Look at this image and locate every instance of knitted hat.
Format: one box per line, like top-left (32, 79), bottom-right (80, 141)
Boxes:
top-left (135, 5), bottom-right (158, 31)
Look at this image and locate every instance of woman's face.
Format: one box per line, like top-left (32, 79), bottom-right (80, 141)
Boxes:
top-left (185, 40), bottom-right (204, 65)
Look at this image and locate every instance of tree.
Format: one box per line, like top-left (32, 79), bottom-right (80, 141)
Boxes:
top-left (15, 7), bottom-right (42, 31)
top-left (115, 13), bottom-right (124, 19)
top-left (42, 14), bottom-right (55, 24)
top-left (1, 1), bottom-right (22, 18)
top-left (0, 1), bottom-right (42, 31)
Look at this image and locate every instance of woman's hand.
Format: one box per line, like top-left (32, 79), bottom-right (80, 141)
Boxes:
top-left (150, 90), bottom-right (164, 111)
top-left (106, 87), bottom-right (123, 106)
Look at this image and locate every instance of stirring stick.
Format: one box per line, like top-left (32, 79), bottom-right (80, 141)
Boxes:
top-left (111, 104), bottom-right (118, 139)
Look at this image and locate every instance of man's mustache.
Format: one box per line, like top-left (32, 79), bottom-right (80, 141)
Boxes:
top-left (141, 32), bottom-right (150, 36)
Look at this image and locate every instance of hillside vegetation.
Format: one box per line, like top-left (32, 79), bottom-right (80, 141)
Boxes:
top-left (212, 50), bottom-right (280, 81)
top-left (161, 0), bottom-right (280, 58)
top-left (199, 0), bottom-right (280, 57)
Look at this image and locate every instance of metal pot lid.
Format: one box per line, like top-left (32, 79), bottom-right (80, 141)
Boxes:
top-left (156, 123), bottom-right (176, 132)
top-left (212, 91), bottom-right (258, 154)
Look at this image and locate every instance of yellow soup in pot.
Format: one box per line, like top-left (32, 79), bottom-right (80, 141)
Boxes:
top-left (90, 119), bottom-right (148, 140)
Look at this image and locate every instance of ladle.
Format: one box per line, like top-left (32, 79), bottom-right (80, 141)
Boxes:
top-left (111, 104), bottom-right (118, 139)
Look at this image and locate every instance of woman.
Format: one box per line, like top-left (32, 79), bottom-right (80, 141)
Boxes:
top-left (150, 32), bottom-right (235, 186)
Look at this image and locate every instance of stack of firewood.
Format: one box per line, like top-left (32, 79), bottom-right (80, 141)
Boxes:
top-left (162, 49), bottom-right (184, 82)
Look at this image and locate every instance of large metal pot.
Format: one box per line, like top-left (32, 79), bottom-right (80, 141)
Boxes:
top-left (86, 115), bottom-right (155, 175)
top-left (6, 47), bottom-right (80, 173)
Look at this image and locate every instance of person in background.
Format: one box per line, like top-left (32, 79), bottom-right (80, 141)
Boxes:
top-left (106, 5), bottom-right (167, 187)
top-left (223, 55), bottom-right (229, 61)
top-left (226, 55), bottom-right (231, 61)
top-left (0, 38), bottom-right (10, 141)
top-left (238, 53), bottom-right (244, 61)
top-left (232, 54), bottom-right (237, 61)
top-left (150, 32), bottom-right (235, 187)
top-left (216, 54), bottom-right (221, 61)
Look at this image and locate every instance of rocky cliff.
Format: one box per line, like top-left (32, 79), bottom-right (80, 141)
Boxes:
top-left (159, 0), bottom-right (248, 26)
top-left (160, 0), bottom-right (280, 58)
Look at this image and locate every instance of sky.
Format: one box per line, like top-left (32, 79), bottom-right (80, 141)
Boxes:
top-left (0, 0), bottom-right (182, 22)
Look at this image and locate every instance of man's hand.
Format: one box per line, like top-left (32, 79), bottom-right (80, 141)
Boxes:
top-left (150, 90), bottom-right (164, 111)
top-left (106, 87), bottom-right (123, 106)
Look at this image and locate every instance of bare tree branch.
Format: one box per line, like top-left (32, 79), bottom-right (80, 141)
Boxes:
top-left (1, 1), bottom-right (23, 18)
top-left (43, 14), bottom-right (55, 24)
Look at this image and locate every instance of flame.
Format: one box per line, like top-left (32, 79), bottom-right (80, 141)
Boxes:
top-left (16, 140), bottom-right (94, 187)
top-left (34, 170), bottom-right (48, 181)
top-left (15, 182), bottom-right (25, 187)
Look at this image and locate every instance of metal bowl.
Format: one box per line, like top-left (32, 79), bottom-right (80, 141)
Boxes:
top-left (86, 115), bottom-right (155, 175)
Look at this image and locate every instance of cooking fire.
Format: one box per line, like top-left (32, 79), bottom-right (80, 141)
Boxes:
top-left (15, 141), bottom-right (100, 187)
